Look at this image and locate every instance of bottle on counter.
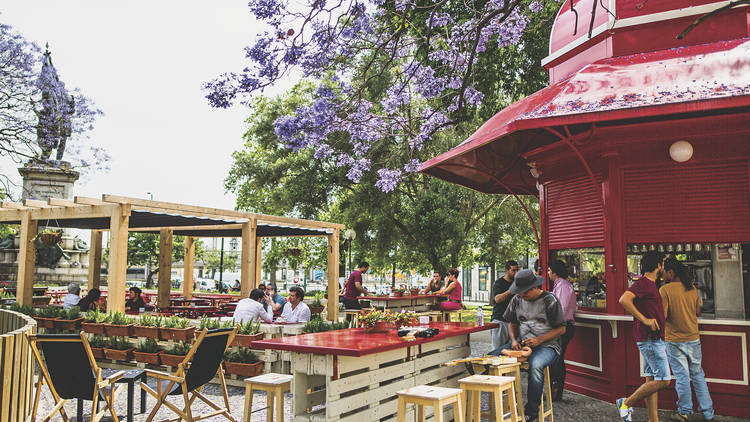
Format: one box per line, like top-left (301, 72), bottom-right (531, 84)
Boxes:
top-left (477, 306), bottom-right (484, 326)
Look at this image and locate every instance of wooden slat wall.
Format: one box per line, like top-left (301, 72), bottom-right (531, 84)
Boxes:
top-left (0, 309), bottom-right (37, 422)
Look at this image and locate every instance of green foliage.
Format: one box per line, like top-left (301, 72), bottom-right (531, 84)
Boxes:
top-left (137, 314), bottom-right (163, 327)
top-left (88, 335), bottom-right (108, 348)
top-left (302, 317), bottom-right (350, 333)
top-left (165, 341), bottom-right (191, 356)
top-left (236, 319), bottom-right (262, 335)
top-left (36, 306), bottom-right (61, 318)
top-left (175, 317), bottom-right (191, 329)
top-left (198, 315), bottom-right (220, 330)
top-left (224, 347), bottom-right (259, 364)
top-left (85, 309), bottom-right (106, 323)
top-left (202, 249), bottom-right (239, 277)
top-left (8, 303), bottom-right (35, 317)
top-left (136, 337), bottom-right (161, 353)
top-left (62, 306), bottom-right (81, 320)
top-left (106, 336), bottom-right (132, 350)
top-left (109, 312), bottom-right (134, 326)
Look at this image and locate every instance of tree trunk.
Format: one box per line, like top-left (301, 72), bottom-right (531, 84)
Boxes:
top-left (146, 269), bottom-right (158, 288)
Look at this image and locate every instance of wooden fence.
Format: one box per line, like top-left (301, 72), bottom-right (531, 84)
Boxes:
top-left (0, 309), bottom-right (36, 422)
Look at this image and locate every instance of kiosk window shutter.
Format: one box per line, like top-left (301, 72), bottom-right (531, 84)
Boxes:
top-left (546, 174), bottom-right (604, 249)
top-left (623, 162), bottom-right (750, 243)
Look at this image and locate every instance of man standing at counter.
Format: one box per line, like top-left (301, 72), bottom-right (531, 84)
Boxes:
top-left (490, 260), bottom-right (518, 350)
top-left (617, 251), bottom-right (669, 422)
top-left (489, 268), bottom-right (566, 421)
top-left (342, 261), bottom-right (369, 310)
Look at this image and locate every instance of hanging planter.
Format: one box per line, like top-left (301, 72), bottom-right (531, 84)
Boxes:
top-left (36, 229), bottom-right (63, 246)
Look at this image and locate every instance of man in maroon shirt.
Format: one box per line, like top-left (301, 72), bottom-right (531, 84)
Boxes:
top-left (342, 261), bottom-right (369, 310)
top-left (617, 251), bottom-right (670, 422)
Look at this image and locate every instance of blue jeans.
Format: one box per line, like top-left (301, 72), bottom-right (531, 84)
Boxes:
top-left (636, 339), bottom-right (671, 381)
top-left (489, 341), bottom-right (558, 416)
top-left (666, 340), bottom-right (714, 419)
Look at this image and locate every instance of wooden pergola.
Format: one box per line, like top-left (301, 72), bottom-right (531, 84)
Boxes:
top-left (0, 194), bottom-right (344, 320)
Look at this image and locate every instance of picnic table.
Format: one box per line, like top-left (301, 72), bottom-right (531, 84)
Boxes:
top-left (165, 305), bottom-right (218, 318)
top-left (169, 297), bottom-right (211, 307)
top-left (193, 294), bottom-right (237, 307)
top-left (359, 294), bottom-right (447, 312)
top-left (251, 321), bottom-right (495, 421)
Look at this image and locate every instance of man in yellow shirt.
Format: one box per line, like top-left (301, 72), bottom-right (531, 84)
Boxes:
top-left (659, 258), bottom-right (714, 421)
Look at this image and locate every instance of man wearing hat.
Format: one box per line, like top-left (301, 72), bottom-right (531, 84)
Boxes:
top-left (489, 269), bottom-right (567, 421)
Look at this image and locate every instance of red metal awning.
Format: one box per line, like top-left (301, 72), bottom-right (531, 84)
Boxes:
top-left (421, 38), bottom-right (750, 195)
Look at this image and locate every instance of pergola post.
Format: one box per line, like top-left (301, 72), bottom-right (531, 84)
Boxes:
top-left (183, 236), bottom-right (195, 299)
top-left (107, 204), bottom-right (130, 313)
top-left (87, 230), bottom-right (103, 290)
top-left (158, 228), bottom-right (173, 308)
top-left (327, 230), bottom-right (340, 322)
top-left (240, 219), bottom-right (257, 298)
top-left (255, 237), bottom-right (262, 287)
top-left (16, 210), bottom-right (37, 307)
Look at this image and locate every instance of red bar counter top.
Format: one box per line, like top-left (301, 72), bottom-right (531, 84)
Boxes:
top-left (359, 294), bottom-right (447, 300)
top-left (251, 321), bottom-right (497, 357)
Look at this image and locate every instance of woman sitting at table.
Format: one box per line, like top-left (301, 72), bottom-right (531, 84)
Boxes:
top-left (234, 289), bottom-right (273, 323)
top-left (436, 268), bottom-right (462, 311)
top-left (125, 287), bottom-right (146, 312)
top-left (77, 288), bottom-right (101, 312)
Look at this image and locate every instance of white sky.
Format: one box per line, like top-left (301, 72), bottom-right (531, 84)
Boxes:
top-left (1, 1), bottom-right (292, 210)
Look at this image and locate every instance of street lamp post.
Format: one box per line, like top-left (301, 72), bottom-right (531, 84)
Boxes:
top-left (219, 238), bottom-right (224, 282)
top-left (344, 229), bottom-right (356, 278)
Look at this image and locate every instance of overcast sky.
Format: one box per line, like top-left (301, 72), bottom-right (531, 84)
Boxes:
top-left (2, 1), bottom-right (291, 210)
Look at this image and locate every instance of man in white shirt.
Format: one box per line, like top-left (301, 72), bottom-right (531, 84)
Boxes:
top-left (281, 286), bottom-right (311, 324)
top-left (234, 289), bottom-right (273, 323)
top-left (62, 283), bottom-right (81, 310)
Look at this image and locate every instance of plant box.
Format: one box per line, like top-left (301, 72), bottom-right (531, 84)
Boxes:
top-left (392, 291), bottom-right (404, 297)
top-left (166, 327), bottom-right (195, 342)
top-left (105, 323), bottom-right (134, 337)
top-left (365, 321), bottom-right (388, 333)
top-left (81, 322), bottom-right (106, 334)
top-left (133, 325), bottom-right (160, 339)
top-left (231, 333), bottom-right (264, 348)
top-left (90, 347), bottom-right (106, 360)
top-left (224, 361), bottom-right (263, 377)
top-left (104, 347), bottom-right (135, 361)
top-left (160, 353), bottom-right (187, 367)
top-left (33, 316), bottom-right (56, 329)
top-left (308, 305), bottom-right (324, 314)
top-left (133, 350), bottom-right (161, 365)
top-left (158, 328), bottom-right (172, 341)
top-left (54, 317), bottom-right (84, 331)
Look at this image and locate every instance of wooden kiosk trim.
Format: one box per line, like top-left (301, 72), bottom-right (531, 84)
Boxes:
top-left (0, 195), bottom-right (345, 320)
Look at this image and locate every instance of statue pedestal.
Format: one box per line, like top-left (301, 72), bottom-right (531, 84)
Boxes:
top-left (18, 160), bottom-right (79, 201)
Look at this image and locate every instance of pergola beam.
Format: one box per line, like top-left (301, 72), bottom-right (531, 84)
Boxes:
top-left (183, 236), bottom-right (195, 299)
top-left (327, 230), bottom-right (340, 321)
top-left (106, 204), bottom-right (130, 313)
top-left (88, 230), bottom-right (103, 290)
top-left (158, 228), bottom-right (173, 308)
top-left (16, 210), bottom-right (37, 307)
top-left (240, 220), bottom-right (257, 297)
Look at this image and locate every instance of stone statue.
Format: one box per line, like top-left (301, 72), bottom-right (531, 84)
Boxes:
top-left (34, 237), bottom-right (70, 268)
top-left (0, 234), bottom-right (15, 249)
top-left (34, 44), bottom-right (74, 162)
top-left (73, 236), bottom-right (88, 251)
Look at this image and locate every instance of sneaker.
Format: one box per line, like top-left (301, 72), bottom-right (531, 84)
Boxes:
top-left (616, 398), bottom-right (633, 422)
top-left (670, 413), bottom-right (689, 421)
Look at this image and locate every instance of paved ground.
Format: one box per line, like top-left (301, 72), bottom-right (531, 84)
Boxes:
top-left (32, 331), bottom-right (749, 421)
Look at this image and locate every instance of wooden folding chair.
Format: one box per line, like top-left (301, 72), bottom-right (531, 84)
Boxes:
top-left (141, 326), bottom-right (239, 422)
top-left (26, 332), bottom-right (125, 422)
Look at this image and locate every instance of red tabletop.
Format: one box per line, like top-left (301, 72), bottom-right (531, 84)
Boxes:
top-left (360, 294), bottom-right (447, 301)
top-left (251, 321), bottom-right (497, 357)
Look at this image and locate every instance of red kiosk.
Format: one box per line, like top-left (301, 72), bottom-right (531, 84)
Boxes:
top-left (422, 0), bottom-right (750, 417)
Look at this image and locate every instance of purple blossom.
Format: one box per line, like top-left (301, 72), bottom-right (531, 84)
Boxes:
top-left (529, 1), bottom-right (543, 13)
top-left (375, 168), bottom-right (402, 192)
top-left (403, 159), bottom-right (421, 173)
top-left (248, 0), bottom-right (281, 20)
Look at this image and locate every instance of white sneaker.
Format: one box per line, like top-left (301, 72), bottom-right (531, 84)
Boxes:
top-left (616, 398), bottom-right (633, 422)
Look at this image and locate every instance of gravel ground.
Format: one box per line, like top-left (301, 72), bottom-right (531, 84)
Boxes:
top-left (31, 331), bottom-right (749, 421)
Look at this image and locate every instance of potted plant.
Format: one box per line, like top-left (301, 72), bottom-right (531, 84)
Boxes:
top-left (33, 306), bottom-right (60, 329)
top-left (160, 342), bottom-right (191, 367)
top-left (360, 309), bottom-right (391, 333)
top-left (308, 297), bottom-right (325, 315)
top-left (393, 310), bottom-right (418, 329)
top-left (36, 228), bottom-right (63, 246)
top-left (224, 348), bottom-right (263, 377)
top-left (134, 314), bottom-right (162, 339)
top-left (133, 338), bottom-right (162, 365)
top-left (198, 315), bottom-right (221, 331)
top-left (82, 309), bottom-right (108, 334)
top-left (231, 320), bottom-right (263, 347)
top-left (103, 336), bottom-right (135, 361)
top-left (166, 317), bottom-right (195, 342)
top-left (391, 288), bottom-right (404, 297)
top-left (88, 335), bottom-right (108, 359)
top-left (55, 306), bottom-right (84, 331)
top-left (105, 312), bottom-right (135, 337)
top-left (409, 287), bottom-right (421, 296)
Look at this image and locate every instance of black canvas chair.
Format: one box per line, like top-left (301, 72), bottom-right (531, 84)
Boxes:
top-left (26, 332), bottom-right (125, 422)
top-left (141, 327), bottom-right (238, 422)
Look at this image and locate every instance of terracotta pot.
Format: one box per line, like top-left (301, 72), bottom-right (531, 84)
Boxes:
top-left (54, 317), bottom-right (84, 331)
top-left (167, 327), bottom-right (195, 342)
top-left (34, 317), bottom-right (56, 329)
top-left (133, 350), bottom-right (162, 365)
top-left (105, 324), bottom-right (134, 337)
top-left (392, 291), bottom-right (404, 297)
top-left (410, 290), bottom-right (420, 296)
top-left (82, 322), bottom-right (106, 335)
top-left (90, 347), bottom-right (106, 360)
top-left (160, 353), bottom-right (187, 367)
top-left (308, 305), bottom-right (324, 314)
top-left (158, 328), bottom-right (172, 341)
top-left (231, 332), bottom-right (264, 348)
top-left (366, 321), bottom-right (388, 333)
top-left (133, 325), bottom-right (160, 339)
top-left (224, 361), bottom-right (263, 377)
top-left (104, 347), bottom-right (135, 361)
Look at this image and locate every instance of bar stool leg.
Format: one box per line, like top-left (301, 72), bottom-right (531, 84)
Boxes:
top-left (515, 366), bottom-right (525, 421)
top-left (417, 404), bottom-right (425, 422)
top-left (244, 386), bottom-right (254, 422)
top-left (509, 384), bottom-right (519, 422)
top-left (397, 397), bottom-right (406, 422)
top-left (453, 395), bottom-right (464, 422)
top-left (471, 391), bottom-right (481, 422)
top-left (275, 387), bottom-right (285, 422)
top-left (488, 389), bottom-right (497, 422)
top-left (267, 390), bottom-right (274, 422)
top-left (494, 389), bottom-right (503, 422)
top-left (434, 400), bottom-right (445, 422)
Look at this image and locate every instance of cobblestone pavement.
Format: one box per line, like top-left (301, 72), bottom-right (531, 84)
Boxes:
top-left (31, 332), bottom-right (749, 421)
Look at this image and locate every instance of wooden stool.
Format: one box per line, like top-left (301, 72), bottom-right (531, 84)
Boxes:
top-left (472, 361), bottom-right (553, 421)
top-left (341, 308), bottom-right (372, 327)
top-left (244, 373), bottom-right (293, 422)
top-left (397, 385), bottom-right (464, 422)
top-left (417, 310), bottom-right (443, 321)
top-left (459, 375), bottom-right (518, 422)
